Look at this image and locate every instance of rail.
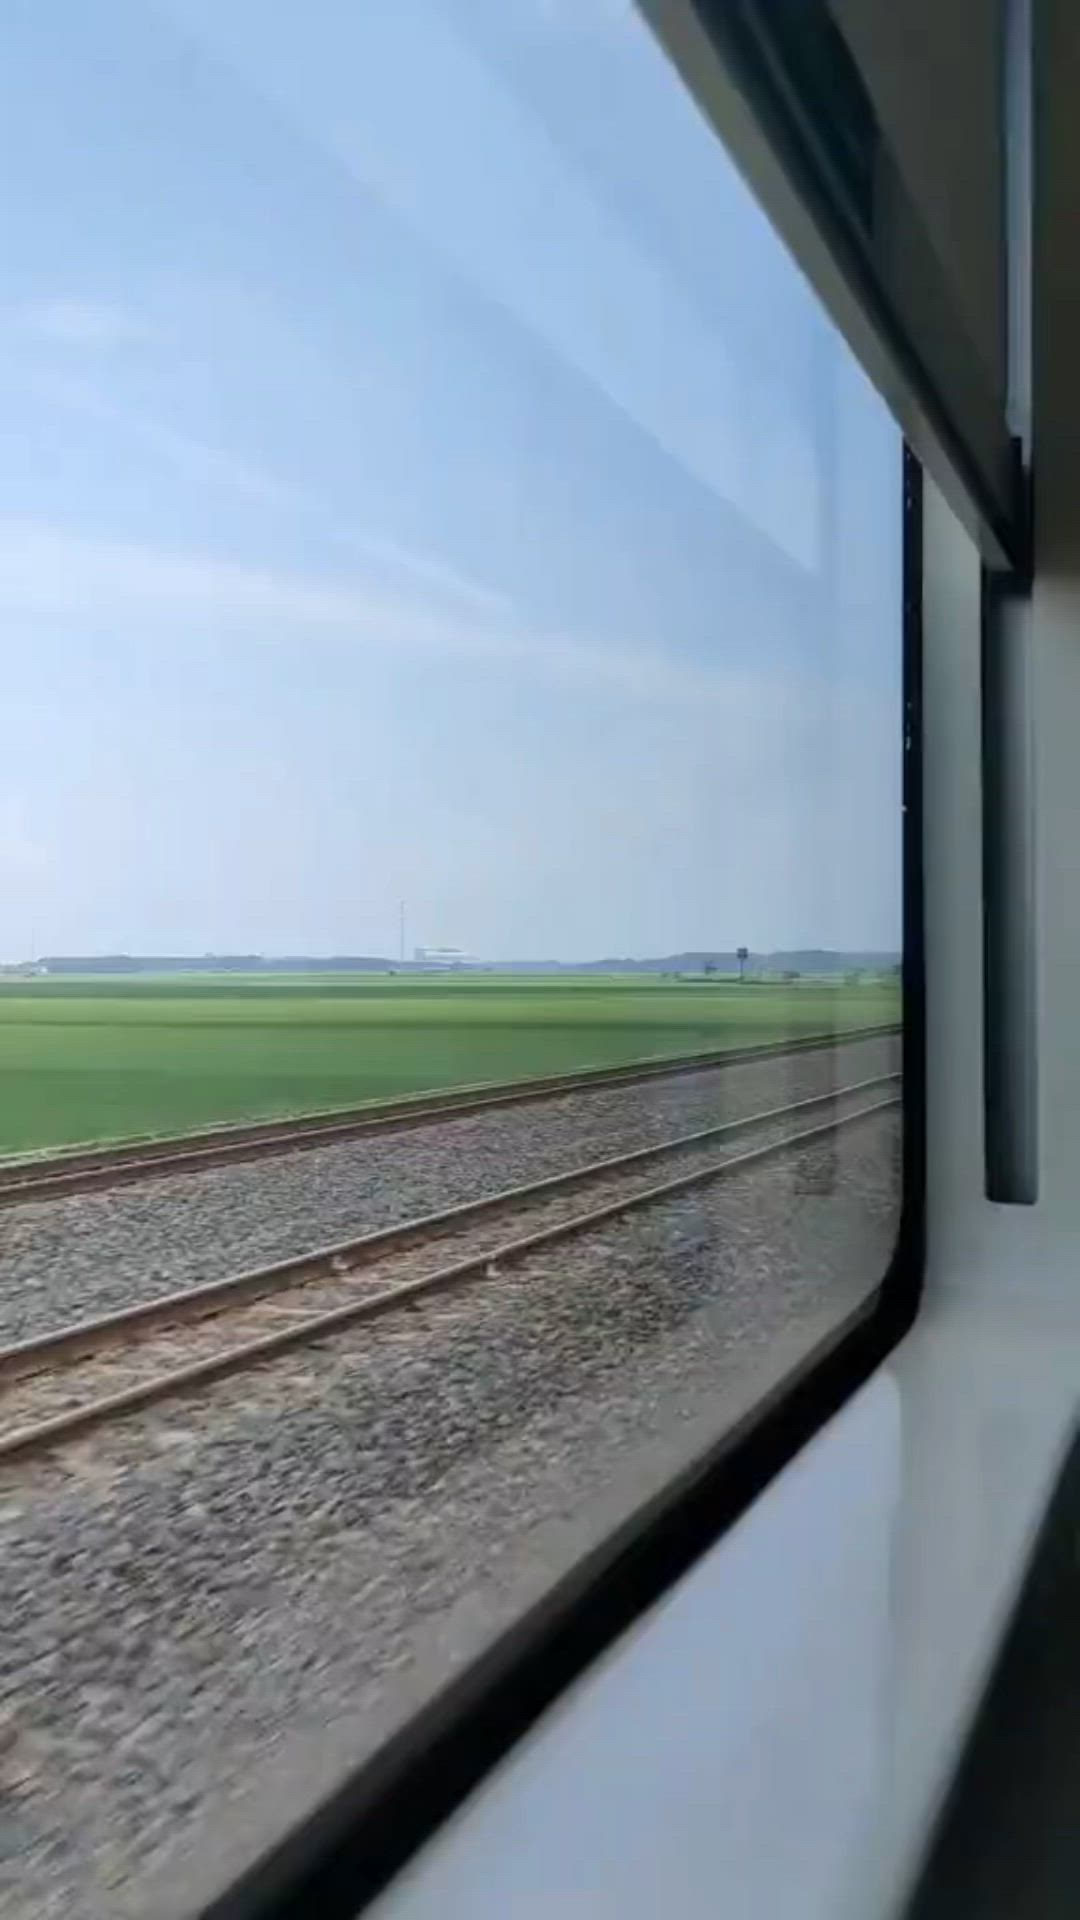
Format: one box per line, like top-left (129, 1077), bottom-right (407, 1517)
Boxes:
top-left (0, 1073), bottom-right (900, 1464)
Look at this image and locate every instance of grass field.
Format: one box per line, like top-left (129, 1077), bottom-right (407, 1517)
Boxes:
top-left (0, 972), bottom-right (901, 1156)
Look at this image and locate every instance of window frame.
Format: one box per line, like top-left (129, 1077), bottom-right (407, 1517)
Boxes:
top-left (201, 446), bottom-right (925, 1920)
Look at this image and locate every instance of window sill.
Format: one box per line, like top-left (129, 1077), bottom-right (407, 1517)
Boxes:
top-left (364, 1282), bottom-right (1080, 1920)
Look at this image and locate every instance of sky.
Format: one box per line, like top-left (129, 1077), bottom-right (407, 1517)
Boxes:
top-left (0, 0), bottom-right (902, 962)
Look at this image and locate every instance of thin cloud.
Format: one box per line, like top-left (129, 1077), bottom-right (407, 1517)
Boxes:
top-left (22, 370), bottom-right (513, 618)
top-left (27, 369), bottom-right (305, 507)
top-left (347, 531), bottom-right (512, 617)
top-left (0, 517), bottom-right (748, 709)
top-left (17, 298), bottom-right (149, 350)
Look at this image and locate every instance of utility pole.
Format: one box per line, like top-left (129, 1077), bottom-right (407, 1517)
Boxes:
top-left (399, 900), bottom-right (406, 966)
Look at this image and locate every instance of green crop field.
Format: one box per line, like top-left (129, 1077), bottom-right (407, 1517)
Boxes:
top-left (0, 972), bottom-right (900, 1157)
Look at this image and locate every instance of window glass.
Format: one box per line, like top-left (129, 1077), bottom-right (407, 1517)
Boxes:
top-left (0, 2), bottom-right (902, 1912)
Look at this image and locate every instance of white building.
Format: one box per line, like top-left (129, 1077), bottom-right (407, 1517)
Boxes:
top-left (413, 946), bottom-right (480, 968)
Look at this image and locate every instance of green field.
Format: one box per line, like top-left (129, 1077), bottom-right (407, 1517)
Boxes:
top-left (0, 972), bottom-right (900, 1157)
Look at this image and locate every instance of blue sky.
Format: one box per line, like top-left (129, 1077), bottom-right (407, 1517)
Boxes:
top-left (0, 0), bottom-right (901, 961)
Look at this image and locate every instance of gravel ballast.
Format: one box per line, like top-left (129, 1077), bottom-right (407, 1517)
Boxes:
top-left (0, 1107), bottom-right (900, 1919)
top-left (0, 1032), bottom-right (898, 1346)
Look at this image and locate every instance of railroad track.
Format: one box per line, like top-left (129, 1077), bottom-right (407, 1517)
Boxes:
top-left (0, 1072), bottom-right (899, 1465)
top-left (0, 1022), bottom-right (900, 1208)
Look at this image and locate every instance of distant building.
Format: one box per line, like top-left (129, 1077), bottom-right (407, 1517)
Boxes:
top-left (413, 946), bottom-right (479, 968)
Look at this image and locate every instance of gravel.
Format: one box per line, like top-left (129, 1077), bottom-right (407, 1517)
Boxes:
top-left (0, 1082), bottom-right (893, 1440)
top-left (0, 1033), bottom-right (898, 1346)
top-left (0, 1107), bottom-right (900, 1919)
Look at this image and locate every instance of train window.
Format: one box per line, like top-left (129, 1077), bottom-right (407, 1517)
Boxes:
top-left (0, 1), bottom-right (912, 1912)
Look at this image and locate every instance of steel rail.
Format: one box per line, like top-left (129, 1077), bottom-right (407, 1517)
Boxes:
top-left (0, 1083), bottom-right (900, 1464)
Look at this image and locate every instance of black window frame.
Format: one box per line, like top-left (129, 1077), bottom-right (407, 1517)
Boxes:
top-left (200, 445), bottom-right (925, 1920)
